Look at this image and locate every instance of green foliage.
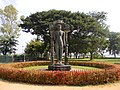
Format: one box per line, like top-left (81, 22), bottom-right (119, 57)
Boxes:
top-left (108, 32), bottom-right (120, 58)
top-left (0, 5), bottom-right (20, 55)
top-left (25, 39), bottom-right (47, 59)
top-left (88, 11), bottom-right (107, 24)
top-left (20, 10), bottom-right (109, 60)
top-left (25, 39), bottom-right (44, 54)
top-left (87, 11), bottom-right (109, 60)
top-left (0, 61), bottom-right (120, 85)
top-left (0, 36), bottom-right (18, 55)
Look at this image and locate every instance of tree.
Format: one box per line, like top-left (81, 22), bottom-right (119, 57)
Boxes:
top-left (69, 12), bottom-right (109, 60)
top-left (20, 10), bottom-right (109, 60)
top-left (98, 39), bottom-right (109, 58)
top-left (25, 39), bottom-right (46, 60)
top-left (0, 5), bottom-right (20, 55)
top-left (108, 32), bottom-right (120, 58)
top-left (88, 11), bottom-right (107, 24)
top-left (0, 36), bottom-right (18, 55)
top-left (87, 11), bottom-right (109, 60)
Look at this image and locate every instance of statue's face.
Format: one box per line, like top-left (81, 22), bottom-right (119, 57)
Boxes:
top-left (56, 24), bottom-right (62, 30)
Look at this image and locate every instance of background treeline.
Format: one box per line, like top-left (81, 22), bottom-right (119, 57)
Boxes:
top-left (20, 10), bottom-right (120, 60)
top-left (1, 5), bottom-right (120, 62)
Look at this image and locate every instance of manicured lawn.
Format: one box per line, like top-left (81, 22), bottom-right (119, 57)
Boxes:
top-left (21, 58), bottom-right (120, 70)
top-left (23, 65), bottom-right (100, 70)
top-left (23, 65), bottom-right (47, 70)
top-left (72, 66), bottom-right (100, 70)
top-left (68, 58), bottom-right (120, 63)
top-left (94, 58), bottom-right (120, 63)
top-left (69, 58), bottom-right (90, 61)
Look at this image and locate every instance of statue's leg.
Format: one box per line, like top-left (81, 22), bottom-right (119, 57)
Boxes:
top-left (55, 43), bottom-right (59, 64)
top-left (59, 45), bottom-right (63, 64)
top-left (51, 40), bottom-right (54, 65)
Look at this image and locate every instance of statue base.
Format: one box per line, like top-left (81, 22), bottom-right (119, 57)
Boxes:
top-left (48, 64), bottom-right (71, 71)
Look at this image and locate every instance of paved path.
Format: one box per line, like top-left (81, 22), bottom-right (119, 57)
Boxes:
top-left (0, 80), bottom-right (120, 90)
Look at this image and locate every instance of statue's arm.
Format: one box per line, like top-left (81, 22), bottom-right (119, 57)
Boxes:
top-left (63, 32), bottom-right (66, 46)
top-left (51, 32), bottom-right (55, 41)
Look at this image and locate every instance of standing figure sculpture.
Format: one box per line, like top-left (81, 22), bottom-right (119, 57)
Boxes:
top-left (54, 24), bottom-right (64, 64)
top-left (48, 20), bottom-right (71, 71)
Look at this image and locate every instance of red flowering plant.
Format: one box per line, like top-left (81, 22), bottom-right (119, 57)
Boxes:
top-left (0, 61), bottom-right (120, 85)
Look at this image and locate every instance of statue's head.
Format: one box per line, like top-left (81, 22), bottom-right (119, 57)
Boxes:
top-left (53, 20), bottom-right (64, 25)
top-left (56, 24), bottom-right (62, 31)
top-left (49, 20), bottom-right (70, 32)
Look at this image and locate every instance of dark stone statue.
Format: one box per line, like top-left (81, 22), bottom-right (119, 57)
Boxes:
top-left (54, 24), bottom-right (64, 64)
top-left (48, 20), bottom-right (71, 71)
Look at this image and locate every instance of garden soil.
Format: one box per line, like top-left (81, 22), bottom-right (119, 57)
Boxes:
top-left (0, 80), bottom-right (120, 90)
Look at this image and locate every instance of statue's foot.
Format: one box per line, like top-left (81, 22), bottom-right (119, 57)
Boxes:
top-left (59, 61), bottom-right (62, 64)
top-left (56, 61), bottom-right (63, 66)
top-left (56, 62), bottom-right (60, 64)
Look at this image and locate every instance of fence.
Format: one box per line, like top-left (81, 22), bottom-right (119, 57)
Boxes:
top-left (0, 55), bottom-right (13, 63)
top-left (0, 55), bottom-right (48, 63)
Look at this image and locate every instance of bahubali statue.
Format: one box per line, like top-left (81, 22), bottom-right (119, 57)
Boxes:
top-left (53, 24), bottom-right (65, 64)
top-left (48, 20), bottom-right (71, 70)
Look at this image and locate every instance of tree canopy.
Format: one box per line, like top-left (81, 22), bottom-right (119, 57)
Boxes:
top-left (20, 10), bottom-right (109, 60)
top-left (25, 39), bottom-right (44, 54)
top-left (25, 39), bottom-right (48, 60)
top-left (0, 5), bottom-right (20, 55)
top-left (108, 32), bottom-right (120, 58)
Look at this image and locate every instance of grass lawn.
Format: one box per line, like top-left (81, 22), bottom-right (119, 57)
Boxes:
top-left (16, 58), bottom-right (120, 70)
top-left (68, 58), bottom-right (120, 63)
top-left (23, 65), bottom-right (100, 70)
top-left (72, 66), bottom-right (100, 70)
top-left (94, 58), bottom-right (120, 63)
top-left (23, 66), bottom-right (47, 70)
top-left (69, 58), bottom-right (90, 61)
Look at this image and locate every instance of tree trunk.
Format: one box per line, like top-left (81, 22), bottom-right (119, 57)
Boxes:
top-left (100, 51), bottom-right (104, 58)
top-left (113, 53), bottom-right (116, 58)
top-left (75, 52), bottom-right (78, 59)
top-left (101, 53), bottom-right (103, 58)
top-left (69, 53), bottom-right (72, 58)
top-left (90, 52), bottom-right (93, 60)
top-left (83, 53), bottom-right (85, 59)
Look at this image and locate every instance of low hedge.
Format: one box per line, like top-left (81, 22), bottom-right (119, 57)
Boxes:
top-left (6, 61), bottom-right (50, 68)
top-left (0, 61), bottom-right (120, 86)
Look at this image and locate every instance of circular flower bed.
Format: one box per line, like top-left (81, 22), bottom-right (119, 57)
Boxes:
top-left (0, 61), bottom-right (120, 86)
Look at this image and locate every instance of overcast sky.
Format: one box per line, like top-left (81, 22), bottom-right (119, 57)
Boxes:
top-left (0, 0), bottom-right (120, 54)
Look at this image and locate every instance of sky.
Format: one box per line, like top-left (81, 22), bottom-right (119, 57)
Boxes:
top-left (0, 0), bottom-right (120, 54)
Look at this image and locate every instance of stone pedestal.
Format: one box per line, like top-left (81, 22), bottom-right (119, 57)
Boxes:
top-left (48, 64), bottom-right (71, 71)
